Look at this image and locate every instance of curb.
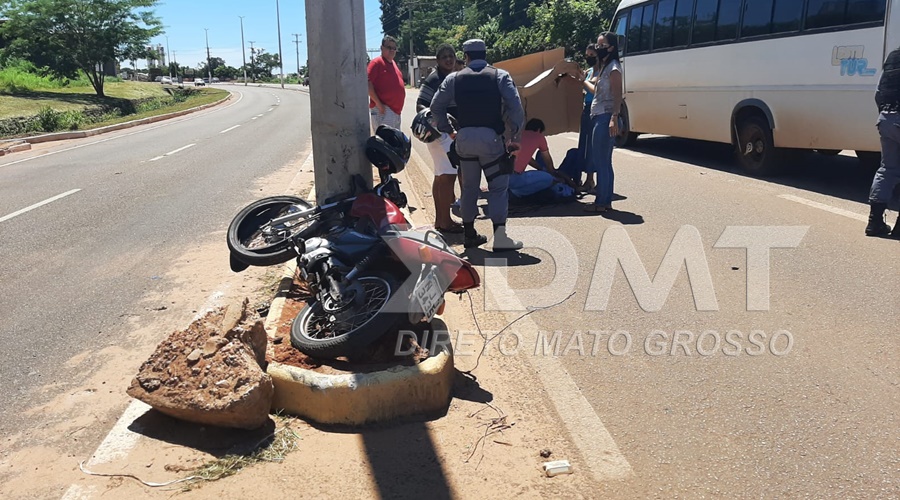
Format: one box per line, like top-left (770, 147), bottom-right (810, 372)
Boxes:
top-left (0, 140), bottom-right (31, 156)
top-left (11, 91), bottom-right (234, 147)
top-left (260, 181), bottom-right (456, 426)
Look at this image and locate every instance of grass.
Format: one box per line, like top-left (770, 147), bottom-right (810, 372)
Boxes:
top-left (180, 417), bottom-right (301, 491)
top-left (0, 82), bottom-right (228, 137)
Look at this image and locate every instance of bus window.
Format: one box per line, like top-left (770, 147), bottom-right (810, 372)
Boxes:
top-left (692, 0), bottom-right (718, 44)
top-left (655, 0), bottom-right (676, 49)
top-left (771, 0), bottom-right (804, 33)
top-left (844, 0), bottom-right (886, 24)
top-left (716, 0), bottom-right (741, 40)
top-left (673, 0), bottom-right (694, 46)
top-left (640, 4), bottom-right (656, 51)
top-left (613, 12), bottom-right (629, 53)
top-left (742, 0), bottom-right (775, 37)
top-left (805, 0), bottom-right (848, 29)
top-left (627, 7), bottom-right (644, 53)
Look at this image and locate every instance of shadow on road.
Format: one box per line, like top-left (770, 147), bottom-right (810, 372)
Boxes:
top-left (128, 411), bottom-right (277, 458)
top-left (626, 136), bottom-right (877, 204)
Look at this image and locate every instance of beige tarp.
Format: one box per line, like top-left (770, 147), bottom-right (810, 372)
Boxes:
top-left (495, 48), bottom-right (583, 137)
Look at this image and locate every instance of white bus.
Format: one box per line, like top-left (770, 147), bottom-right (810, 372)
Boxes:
top-left (610, 0), bottom-right (899, 174)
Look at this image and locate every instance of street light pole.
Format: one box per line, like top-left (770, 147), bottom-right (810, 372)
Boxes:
top-left (204, 28), bottom-right (212, 82)
top-left (165, 35), bottom-right (172, 78)
top-left (292, 33), bottom-right (301, 77)
top-left (275, 0), bottom-right (285, 89)
top-left (239, 16), bottom-right (248, 86)
top-left (248, 41), bottom-right (256, 82)
top-left (172, 51), bottom-right (178, 80)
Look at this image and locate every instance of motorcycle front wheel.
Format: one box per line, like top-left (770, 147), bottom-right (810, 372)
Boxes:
top-left (227, 196), bottom-right (316, 267)
top-left (290, 273), bottom-right (402, 359)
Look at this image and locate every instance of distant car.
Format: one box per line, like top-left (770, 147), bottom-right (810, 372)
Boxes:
top-left (154, 76), bottom-right (163, 82)
top-left (194, 78), bottom-right (206, 86)
top-left (161, 76), bottom-right (172, 85)
top-left (211, 77), bottom-right (220, 83)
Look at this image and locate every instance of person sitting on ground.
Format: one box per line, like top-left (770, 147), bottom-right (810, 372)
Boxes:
top-left (513, 118), bottom-right (579, 189)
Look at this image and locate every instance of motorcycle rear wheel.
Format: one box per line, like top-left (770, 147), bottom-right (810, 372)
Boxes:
top-left (227, 196), bottom-right (316, 267)
top-left (290, 273), bottom-right (402, 359)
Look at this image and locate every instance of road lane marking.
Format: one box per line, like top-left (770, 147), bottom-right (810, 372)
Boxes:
top-left (165, 143), bottom-right (195, 156)
top-left (148, 155), bottom-right (164, 162)
top-left (778, 194), bottom-right (868, 222)
top-left (0, 189), bottom-right (81, 223)
top-left (251, 117), bottom-right (258, 120)
top-left (220, 124), bottom-right (241, 134)
top-left (615, 149), bottom-right (647, 158)
top-left (256, 114), bottom-right (265, 118)
top-left (0, 91), bottom-right (244, 169)
top-left (267, 107), bottom-right (274, 112)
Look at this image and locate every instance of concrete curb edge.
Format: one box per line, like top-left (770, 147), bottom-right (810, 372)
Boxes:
top-left (20, 91), bottom-right (234, 145)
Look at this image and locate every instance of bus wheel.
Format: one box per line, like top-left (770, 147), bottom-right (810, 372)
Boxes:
top-left (856, 151), bottom-right (881, 172)
top-left (614, 105), bottom-right (639, 148)
top-left (736, 116), bottom-right (781, 176)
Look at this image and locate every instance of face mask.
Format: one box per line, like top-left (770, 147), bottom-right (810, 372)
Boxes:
top-left (586, 56), bottom-right (597, 66)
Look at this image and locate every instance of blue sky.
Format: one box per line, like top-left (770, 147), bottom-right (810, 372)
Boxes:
top-left (145, 1), bottom-right (385, 71)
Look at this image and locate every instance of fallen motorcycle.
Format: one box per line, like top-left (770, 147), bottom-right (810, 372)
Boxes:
top-left (227, 126), bottom-right (480, 358)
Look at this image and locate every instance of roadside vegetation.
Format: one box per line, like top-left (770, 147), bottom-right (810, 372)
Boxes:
top-left (0, 59), bottom-right (227, 139)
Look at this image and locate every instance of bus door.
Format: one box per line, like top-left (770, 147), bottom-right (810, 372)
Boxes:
top-left (887, 0), bottom-right (899, 59)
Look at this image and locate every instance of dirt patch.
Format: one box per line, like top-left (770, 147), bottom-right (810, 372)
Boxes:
top-left (268, 272), bottom-right (432, 375)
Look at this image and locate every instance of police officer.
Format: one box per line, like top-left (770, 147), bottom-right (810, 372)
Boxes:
top-left (866, 46), bottom-right (900, 237)
top-left (430, 39), bottom-right (526, 251)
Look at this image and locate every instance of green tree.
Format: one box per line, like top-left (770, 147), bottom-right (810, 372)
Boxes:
top-left (0, 0), bottom-right (163, 97)
top-left (253, 50), bottom-right (280, 78)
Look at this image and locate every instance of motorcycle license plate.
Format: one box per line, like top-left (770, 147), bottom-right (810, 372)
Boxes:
top-left (413, 269), bottom-right (442, 322)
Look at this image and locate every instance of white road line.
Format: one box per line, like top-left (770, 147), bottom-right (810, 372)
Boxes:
top-left (220, 124), bottom-right (241, 134)
top-left (148, 155), bottom-right (165, 162)
top-left (85, 400), bottom-right (151, 466)
top-left (251, 117), bottom-right (259, 120)
top-left (0, 91), bottom-right (244, 170)
top-left (615, 149), bottom-right (647, 158)
top-left (481, 270), bottom-right (633, 482)
top-left (267, 107), bottom-right (274, 112)
top-left (0, 189), bottom-right (81, 223)
top-left (164, 143), bottom-right (196, 156)
top-left (778, 194), bottom-right (868, 222)
top-left (256, 114), bottom-right (265, 118)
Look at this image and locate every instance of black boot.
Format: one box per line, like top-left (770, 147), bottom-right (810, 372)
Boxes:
top-left (491, 223), bottom-right (523, 252)
top-left (463, 221), bottom-right (487, 248)
top-left (865, 203), bottom-right (891, 237)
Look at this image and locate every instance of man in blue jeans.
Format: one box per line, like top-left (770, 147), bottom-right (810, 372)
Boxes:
top-left (866, 46), bottom-right (900, 237)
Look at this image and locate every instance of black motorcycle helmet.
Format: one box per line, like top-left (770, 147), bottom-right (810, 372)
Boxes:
top-left (366, 125), bottom-right (410, 173)
top-left (410, 108), bottom-right (441, 143)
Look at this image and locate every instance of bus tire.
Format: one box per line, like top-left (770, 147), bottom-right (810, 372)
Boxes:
top-left (614, 104), bottom-right (639, 148)
top-left (736, 116), bottom-right (782, 176)
top-left (856, 151), bottom-right (881, 172)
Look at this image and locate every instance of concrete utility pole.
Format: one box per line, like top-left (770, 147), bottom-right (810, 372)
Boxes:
top-left (240, 16), bottom-right (248, 86)
top-left (204, 28), bottom-right (212, 82)
top-left (275, 0), bottom-right (285, 89)
top-left (305, 0), bottom-right (371, 204)
top-left (292, 33), bottom-right (301, 77)
top-left (408, 2), bottom-right (415, 85)
top-left (249, 41), bottom-right (255, 82)
top-left (165, 35), bottom-right (172, 78)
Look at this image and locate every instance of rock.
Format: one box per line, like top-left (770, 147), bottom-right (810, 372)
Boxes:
top-left (540, 448), bottom-right (552, 458)
top-left (127, 299), bottom-right (274, 430)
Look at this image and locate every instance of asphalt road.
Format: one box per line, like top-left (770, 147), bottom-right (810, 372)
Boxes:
top-left (400, 95), bottom-right (898, 496)
top-left (0, 85), bottom-right (312, 435)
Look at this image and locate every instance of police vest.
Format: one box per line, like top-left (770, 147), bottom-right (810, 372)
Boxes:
top-left (454, 66), bottom-right (504, 135)
top-left (876, 47), bottom-right (900, 109)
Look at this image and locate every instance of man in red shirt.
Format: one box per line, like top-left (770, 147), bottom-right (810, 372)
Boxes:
top-left (368, 36), bottom-right (405, 132)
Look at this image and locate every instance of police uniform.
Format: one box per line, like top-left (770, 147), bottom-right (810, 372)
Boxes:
top-left (429, 39), bottom-right (525, 249)
top-left (867, 46), bottom-right (900, 237)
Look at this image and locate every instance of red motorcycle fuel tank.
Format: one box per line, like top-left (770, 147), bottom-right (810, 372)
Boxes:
top-left (350, 193), bottom-right (408, 230)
